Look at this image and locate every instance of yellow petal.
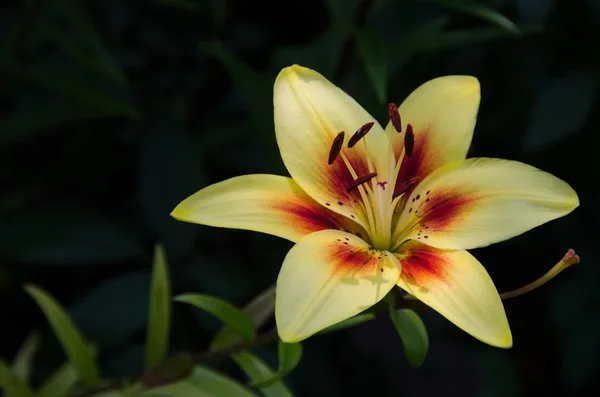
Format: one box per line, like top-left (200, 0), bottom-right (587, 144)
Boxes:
top-left (274, 65), bottom-right (391, 227)
top-left (386, 76), bottom-right (480, 196)
top-left (396, 242), bottom-right (511, 348)
top-left (171, 174), bottom-right (364, 243)
top-left (276, 229), bottom-right (401, 342)
top-left (393, 158), bottom-right (579, 249)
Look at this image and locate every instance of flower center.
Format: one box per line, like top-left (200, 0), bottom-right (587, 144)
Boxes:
top-left (327, 104), bottom-right (416, 250)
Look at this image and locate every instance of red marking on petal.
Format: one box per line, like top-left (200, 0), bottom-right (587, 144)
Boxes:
top-left (327, 242), bottom-right (379, 275)
top-left (399, 247), bottom-right (448, 287)
top-left (418, 190), bottom-right (478, 231)
top-left (272, 200), bottom-right (339, 235)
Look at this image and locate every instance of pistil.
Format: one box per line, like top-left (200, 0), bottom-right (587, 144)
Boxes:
top-left (500, 249), bottom-right (579, 299)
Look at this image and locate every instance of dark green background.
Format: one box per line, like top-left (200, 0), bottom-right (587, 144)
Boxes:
top-left (1, 0), bottom-right (598, 396)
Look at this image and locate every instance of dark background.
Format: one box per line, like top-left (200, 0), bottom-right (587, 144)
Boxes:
top-left (1, 0), bottom-right (599, 396)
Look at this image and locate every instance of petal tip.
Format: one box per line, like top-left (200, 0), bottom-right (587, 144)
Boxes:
top-left (483, 327), bottom-right (513, 349)
top-left (276, 64), bottom-right (322, 85)
top-left (428, 75), bottom-right (480, 98)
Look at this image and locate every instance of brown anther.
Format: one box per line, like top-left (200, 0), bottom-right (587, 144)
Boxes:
top-left (328, 131), bottom-right (345, 165)
top-left (404, 123), bottom-right (415, 158)
top-left (388, 103), bottom-right (402, 132)
top-left (392, 176), bottom-right (420, 199)
top-left (346, 172), bottom-right (377, 192)
top-left (348, 122), bottom-right (374, 148)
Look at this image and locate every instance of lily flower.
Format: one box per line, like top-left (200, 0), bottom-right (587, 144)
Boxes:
top-left (172, 65), bottom-right (579, 348)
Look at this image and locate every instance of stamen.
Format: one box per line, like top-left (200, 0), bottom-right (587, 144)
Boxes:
top-left (346, 172), bottom-right (378, 193)
top-left (404, 123), bottom-right (414, 158)
top-left (328, 131), bottom-right (345, 165)
top-left (500, 249), bottom-right (580, 299)
top-left (388, 103), bottom-right (402, 132)
top-left (392, 176), bottom-right (420, 199)
top-left (348, 122), bottom-right (375, 148)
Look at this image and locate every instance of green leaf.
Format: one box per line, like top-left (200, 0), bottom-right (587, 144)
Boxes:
top-left (174, 294), bottom-right (255, 343)
top-left (0, 360), bottom-right (35, 397)
top-left (210, 285), bottom-right (276, 351)
top-left (249, 340), bottom-right (302, 388)
top-left (319, 313), bottom-right (376, 334)
top-left (389, 308), bottom-right (429, 368)
top-left (24, 284), bottom-right (100, 386)
top-left (11, 333), bottom-right (40, 383)
top-left (356, 29), bottom-right (388, 104)
top-left (145, 244), bottom-right (172, 369)
top-left (37, 362), bottom-right (78, 397)
top-left (232, 353), bottom-right (293, 397)
top-left (139, 366), bottom-right (258, 397)
top-left (427, 0), bottom-right (521, 35)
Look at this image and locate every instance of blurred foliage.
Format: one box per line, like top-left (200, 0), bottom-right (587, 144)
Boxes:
top-left (1, 0), bottom-right (599, 396)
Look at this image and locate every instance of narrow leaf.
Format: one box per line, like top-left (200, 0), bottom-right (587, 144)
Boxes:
top-left (174, 294), bottom-right (255, 343)
top-left (356, 29), bottom-right (388, 103)
top-left (188, 366), bottom-right (257, 397)
top-left (24, 284), bottom-right (100, 386)
top-left (210, 285), bottom-right (275, 351)
top-left (11, 333), bottom-right (40, 383)
top-left (145, 243), bottom-right (172, 369)
top-left (0, 360), bottom-right (34, 397)
top-left (249, 340), bottom-right (302, 388)
top-left (389, 308), bottom-right (429, 368)
top-left (427, 0), bottom-right (521, 35)
top-left (319, 313), bottom-right (376, 334)
top-left (138, 365), bottom-right (259, 397)
top-left (37, 362), bottom-right (78, 397)
top-left (232, 353), bottom-right (293, 397)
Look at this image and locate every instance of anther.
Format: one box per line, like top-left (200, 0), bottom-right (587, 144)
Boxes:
top-left (392, 176), bottom-right (420, 199)
top-left (500, 249), bottom-right (580, 299)
top-left (328, 131), bottom-right (345, 165)
top-left (348, 122), bottom-right (374, 148)
top-left (388, 103), bottom-right (402, 132)
top-left (346, 172), bottom-right (378, 192)
top-left (404, 123), bottom-right (415, 158)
